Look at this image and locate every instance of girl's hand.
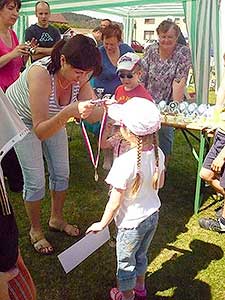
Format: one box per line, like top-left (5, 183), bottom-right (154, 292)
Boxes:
top-left (86, 222), bottom-right (104, 234)
top-left (77, 100), bottom-right (94, 119)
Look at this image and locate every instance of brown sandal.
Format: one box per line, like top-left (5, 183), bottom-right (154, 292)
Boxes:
top-left (30, 231), bottom-right (54, 255)
top-left (49, 220), bottom-right (81, 237)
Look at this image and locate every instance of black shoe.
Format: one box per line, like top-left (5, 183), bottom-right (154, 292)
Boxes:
top-left (198, 218), bottom-right (225, 232)
top-left (215, 207), bottom-right (223, 218)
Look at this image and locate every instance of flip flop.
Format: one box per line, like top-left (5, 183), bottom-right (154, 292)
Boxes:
top-left (30, 231), bottom-right (54, 255)
top-left (49, 220), bottom-right (81, 237)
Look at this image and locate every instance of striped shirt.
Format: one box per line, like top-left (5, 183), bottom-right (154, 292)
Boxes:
top-left (8, 254), bottom-right (36, 300)
top-left (6, 57), bottom-right (80, 125)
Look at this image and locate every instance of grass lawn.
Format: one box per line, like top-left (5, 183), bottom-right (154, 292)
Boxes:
top-left (9, 123), bottom-right (225, 300)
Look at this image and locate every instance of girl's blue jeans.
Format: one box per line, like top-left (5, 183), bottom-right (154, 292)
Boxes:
top-left (116, 211), bottom-right (159, 291)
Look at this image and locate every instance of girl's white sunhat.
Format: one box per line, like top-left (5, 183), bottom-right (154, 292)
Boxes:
top-left (108, 97), bottom-right (161, 136)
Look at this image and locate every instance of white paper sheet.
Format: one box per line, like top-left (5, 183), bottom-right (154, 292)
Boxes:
top-left (58, 226), bottom-right (110, 273)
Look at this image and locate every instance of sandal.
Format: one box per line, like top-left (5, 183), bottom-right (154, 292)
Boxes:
top-left (49, 220), bottom-right (81, 237)
top-left (29, 231), bottom-right (54, 255)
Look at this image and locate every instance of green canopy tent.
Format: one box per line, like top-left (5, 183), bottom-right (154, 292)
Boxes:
top-left (16, 0), bottom-right (223, 105)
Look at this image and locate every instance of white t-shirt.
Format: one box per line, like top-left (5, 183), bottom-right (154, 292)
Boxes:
top-left (105, 147), bottom-right (165, 229)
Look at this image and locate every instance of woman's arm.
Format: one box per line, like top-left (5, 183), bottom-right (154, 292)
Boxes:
top-left (30, 47), bottom-right (54, 61)
top-left (172, 46), bottom-right (192, 102)
top-left (172, 77), bottom-right (187, 102)
top-left (86, 187), bottom-right (124, 233)
top-left (78, 80), bottom-right (104, 123)
top-left (27, 66), bottom-right (93, 140)
top-left (0, 45), bottom-right (28, 68)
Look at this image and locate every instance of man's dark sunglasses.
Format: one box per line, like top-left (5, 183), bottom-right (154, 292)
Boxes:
top-left (118, 72), bottom-right (134, 79)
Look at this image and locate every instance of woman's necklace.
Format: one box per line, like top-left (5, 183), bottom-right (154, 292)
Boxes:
top-left (57, 75), bottom-right (71, 90)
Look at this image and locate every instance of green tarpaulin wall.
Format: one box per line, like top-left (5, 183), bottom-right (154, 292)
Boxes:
top-left (16, 0), bottom-right (223, 105)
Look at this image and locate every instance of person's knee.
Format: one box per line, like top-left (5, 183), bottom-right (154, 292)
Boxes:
top-left (199, 168), bottom-right (213, 182)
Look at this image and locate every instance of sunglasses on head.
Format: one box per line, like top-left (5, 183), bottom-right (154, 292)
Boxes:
top-left (118, 72), bottom-right (134, 79)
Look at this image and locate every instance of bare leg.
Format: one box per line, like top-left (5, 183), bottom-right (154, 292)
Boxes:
top-left (50, 190), bottom-right (66, 222)
top-left (49, 190), bottom-right (80, 236)
top-left (135, 275), bottom-right (145, 289)
top-left (122, 289), bottom-right (135, 299)
top-left (25, 200), bottom-right (53, 254)
top-left (200, 168), bottom-right (225, 195)
top-left (222, 203), bottom-right (225, 218)
top-left (0, 268), bottom-right (18, 300)
top-left (24, 200), bottom-right (42, 233)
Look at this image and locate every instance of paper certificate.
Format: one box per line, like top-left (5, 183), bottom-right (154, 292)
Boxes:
top-left (58, 226), bottom-right (110, 273)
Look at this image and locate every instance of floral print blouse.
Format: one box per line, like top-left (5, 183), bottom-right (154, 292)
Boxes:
top-left (141, 42), bottom-right (192, 103)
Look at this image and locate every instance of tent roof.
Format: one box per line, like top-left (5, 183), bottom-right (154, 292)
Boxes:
top-left (20, 0), bottom-right (186, 17)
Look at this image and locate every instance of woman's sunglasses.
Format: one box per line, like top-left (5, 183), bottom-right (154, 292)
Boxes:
top-left (118, 72), bottom-right (135, 79)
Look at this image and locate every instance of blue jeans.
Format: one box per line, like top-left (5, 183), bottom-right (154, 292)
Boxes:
top-left (14, 127), bottom-right (69, 201)
top-left (116, 211), bottom-right (159, 291)
top-left (158, 125), bottom-right (174, 156)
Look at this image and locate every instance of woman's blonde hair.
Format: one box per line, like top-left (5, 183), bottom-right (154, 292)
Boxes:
top-left (130, 132), bottom-right (159, 197)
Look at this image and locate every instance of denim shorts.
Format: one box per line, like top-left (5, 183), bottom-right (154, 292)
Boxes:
top-left (14, 127), bottom-right (69, 201)
top-left (158, 125), bottom-right (174, 156)
top-left (116, 211), bottom-right (159, 291)
top-left (203, 130), bottom-right (225, 188)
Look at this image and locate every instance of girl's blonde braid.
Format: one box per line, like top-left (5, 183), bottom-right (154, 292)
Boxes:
top-left (131, 135), bottom-right (142, 196)
top-left (152, 132), bottom-right (159, 189)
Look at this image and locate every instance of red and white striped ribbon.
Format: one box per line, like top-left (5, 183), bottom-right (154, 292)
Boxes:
top-left (81, 110), bottom-right (108, 181)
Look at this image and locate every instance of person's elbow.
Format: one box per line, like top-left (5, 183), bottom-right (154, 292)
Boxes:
top-left (32, 123), bottom-right (46, 141)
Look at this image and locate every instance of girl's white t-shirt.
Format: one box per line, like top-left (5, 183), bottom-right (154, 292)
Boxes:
top-left (105, 147), bottom-right (165, 229)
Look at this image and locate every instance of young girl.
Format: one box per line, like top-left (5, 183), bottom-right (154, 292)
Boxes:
top-left (86, 97), bottom-right (165, 300)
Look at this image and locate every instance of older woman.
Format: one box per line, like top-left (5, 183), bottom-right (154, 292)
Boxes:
top-left (93, 23), bottom-right (134, 96)
top-left (0, 0), bottom-right (33, 192)
top-left (6, 34), bottom-right (102, 255)
top-left (142, 20), bottom-right (192, 165)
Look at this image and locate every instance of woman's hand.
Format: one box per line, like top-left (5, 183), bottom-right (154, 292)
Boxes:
top-left (11, 44), bottom-right (30, 58)
top-left (77, 100), bottom-right (94, 119)
top-left (86, 222), bottom-right (104, 234)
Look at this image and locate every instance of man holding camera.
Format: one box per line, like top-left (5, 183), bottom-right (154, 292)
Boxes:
top-left (25, 1), bottom-right (61, 62)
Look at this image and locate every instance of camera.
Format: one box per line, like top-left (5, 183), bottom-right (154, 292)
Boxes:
top-left (25, 41), bottom-right (36, 55)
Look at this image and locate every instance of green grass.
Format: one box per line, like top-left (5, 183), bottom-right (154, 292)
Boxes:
top-left (9, 124), bottom-right (225, 300)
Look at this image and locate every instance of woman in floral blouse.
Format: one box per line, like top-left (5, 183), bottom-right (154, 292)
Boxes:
top-left (142, 20), bottom-right (192, 165)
